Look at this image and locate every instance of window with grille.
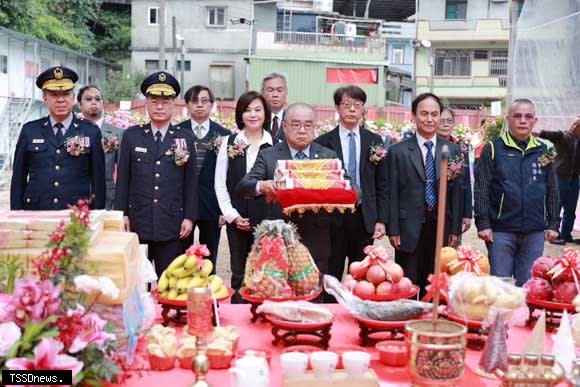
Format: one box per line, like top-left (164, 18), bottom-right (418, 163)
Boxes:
top-left (177, 60), bottom-right (191, 72)
top-left (434, 50), bottom-right (471, 76)
top-left (392, 46), bottom-right (404, 65)
top-left (474, 50), bottom-right (489, 60)
top-left (209, 64), bottom-right (234, 100)
top-left (446, 0), bottom-right (468, 20)
top-left (207, 7), bottom-right (226, 27)
top-left (490, 50), bottom-right (508, 87)
top-left (145, 60), bottom-right (168, 72)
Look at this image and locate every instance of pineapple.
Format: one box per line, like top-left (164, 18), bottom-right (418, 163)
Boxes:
top-left (286, 242), bottom-right (320, 296)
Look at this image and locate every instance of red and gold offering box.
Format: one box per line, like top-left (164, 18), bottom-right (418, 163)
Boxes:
top-left (275, 159), bottom-right (357, 215)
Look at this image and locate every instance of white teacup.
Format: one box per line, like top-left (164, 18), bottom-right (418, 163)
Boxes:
top-left (310, 351), bottom-right (338, 378)
top-left (342, 351), bottom-right (371, 378)
top-left (280, 352), bottom-right (309, 379)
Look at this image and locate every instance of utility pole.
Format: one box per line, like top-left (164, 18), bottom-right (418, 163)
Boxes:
top-left (506, 0), bottom-right (519, 105)
top-left (364, 0), bottom-right (372, 19)
top-left (159, 0), bottom-right (166, 70)
top-left (172, 16), bottom-right (177, 75)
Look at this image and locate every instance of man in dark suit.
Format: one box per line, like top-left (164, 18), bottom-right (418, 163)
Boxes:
top-left (178, 85), bottom-right (230, 272)
top-left (315, 86), bottom-right (388, 282)
top-left (261, 72), bottom-right (288, 143)
top-left (11, 66), bottom-right (106, 210)
top-left (114, 71), bottom-right (197, 278)
top-left (387, 93), bottom-right (462, 294)
top-left (77, 85), bottom-right (123, 210)
top-left (236, 103), bottom-right (338, 276)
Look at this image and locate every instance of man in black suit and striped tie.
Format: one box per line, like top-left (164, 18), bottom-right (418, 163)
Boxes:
top-left (387, 93), bottom-right (462, 294)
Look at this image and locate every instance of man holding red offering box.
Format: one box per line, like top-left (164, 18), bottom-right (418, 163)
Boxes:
top-left (236, 103), bottom-right (339, 277)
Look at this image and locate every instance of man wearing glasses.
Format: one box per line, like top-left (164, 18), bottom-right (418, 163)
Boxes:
top-left (177, 85), bottom-right (229, 272)
top-left (237, 103), bottom-right (338, 277)
top-left (315, 86), bottom-right (388, 286)
top-left (474, 99), bottom-right (560, 286)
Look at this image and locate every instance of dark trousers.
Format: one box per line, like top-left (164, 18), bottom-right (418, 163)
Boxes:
top-left (143, 239), bottom-right (185, 279)
top-left (182, 219), bottom-right (222, 275)
top-left (395, 213), bottom-right (437, 298)
top-left (226, 223), bottom-right (254, 304)
top-left (330, 210), bottom-right (373, 281)
top-left (289, 212), bottom-right (335, 303)
top-left (557, 175), bottom-right (579, 239)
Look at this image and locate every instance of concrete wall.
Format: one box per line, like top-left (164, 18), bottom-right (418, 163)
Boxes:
top-left (418, 0), bottom-right (510, 20)
top-left (131, 0), bottom-right (276, 99)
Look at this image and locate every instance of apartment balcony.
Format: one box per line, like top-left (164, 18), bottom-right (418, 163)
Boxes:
top-left (254, 31), bottom-right (386, 63)
top-left (415, 75), bottom-right (507, 100)
top-left (417, 19), bottom-right (509, 42)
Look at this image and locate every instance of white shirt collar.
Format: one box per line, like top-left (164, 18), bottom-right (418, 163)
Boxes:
top-left (271, 110), bottom-right (284, 122)
top-left (237, 129), bottom-right (273, 146)
top-left (288, 144), bottom-right (311, 159)
top-left (50, 113), bottom-right (74, 131)
top-left (95, 116), bottom-right (105, 129)
top-left (191, 119), bottom-right (210, 138)
top-left (416, 132), bottom-right (437, 150)
top-left (339, 124), bottom-right (360, 139)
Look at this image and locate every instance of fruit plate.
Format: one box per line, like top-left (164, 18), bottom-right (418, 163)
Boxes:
top-left (355, 285), bottom-right (419, 301)
top-left (151, 288), bottom-right (234, 308)
top-left (239, 286), bottom-right (322, 304)
top-left (443, 307), bottom-right (485, 330)
top-left (354, 313), bottom-right (429, 330)
top-left (265, 313), bottom-right (334, 331)
top-left (526, 295), bottom-right (576, 313)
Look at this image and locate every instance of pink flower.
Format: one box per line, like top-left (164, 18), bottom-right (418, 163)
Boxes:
top-left (7, 276), bottom-right (60, 327)
top-left (0, 321), bottom-right (21, 356)
top-left (60, 305), bottom-right (115, 354)
top-left (6, 338), bottom-right (83, 384)
top-left (0, 292), bottom-right (12, 322)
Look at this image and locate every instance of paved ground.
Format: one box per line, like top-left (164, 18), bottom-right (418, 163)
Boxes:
top-left (0, 169), bottom-right (569, 282)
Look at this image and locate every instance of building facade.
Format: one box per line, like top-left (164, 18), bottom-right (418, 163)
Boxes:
top-left (382, 21), bottom-right (415, 106)
top-left (131, 0), bottom-right (276, 100)
top-left (415, 0), bottom-right (511, 108)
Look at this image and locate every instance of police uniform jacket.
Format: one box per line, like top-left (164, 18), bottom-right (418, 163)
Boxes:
top-left (114, 123), bottom-right (198, 241)
top-left (10, 116), bottom-right (106, 210)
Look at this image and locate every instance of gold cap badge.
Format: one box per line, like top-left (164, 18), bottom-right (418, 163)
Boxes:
top-left (158, 73), bottom-right (166, 82)
top-left (54, 68), bottom-right (64, 80)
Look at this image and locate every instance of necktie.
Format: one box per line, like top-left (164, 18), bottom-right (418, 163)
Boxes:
top-left (55, 123), bottom-right (64, 144)
top-left (295, 151), bottom-right (307, 160)
top-left (155, 131), bottom-right (163, 152)
top-left (272, 116), bottom-right (279, 137)
top-left (424, 141), bottom-right (437, 209)
top-left (347, 132), bottom-right (358, 186)
top-left (195, 125), bottom-right (203, 139)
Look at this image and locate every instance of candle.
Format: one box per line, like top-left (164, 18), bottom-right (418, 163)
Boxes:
top-left (187, 287), bottom-right (214, 338)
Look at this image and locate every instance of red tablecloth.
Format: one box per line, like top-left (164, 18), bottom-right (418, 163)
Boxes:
top-left (122, 304), bottom-right (544, 386)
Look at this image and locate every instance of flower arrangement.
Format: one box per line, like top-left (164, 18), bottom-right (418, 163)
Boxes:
top-left (0, 200), bottom-right (123, 386)
top-left (165, 140), bottom-right (191, 167)
top-left (482, 116), bottom-right (505, 144)
top-left (65, 135), bottom-right (90, 156)
top-left (207, 135), bottom-right (224, 155)
top-left (102, 132), bottom-right (120, 153)
top-left (447, 154), bottom-right (464, 181)
top-left (369, 143), bottom-right (387, 164)
top-left (227, 138), bottom-right (248, 159)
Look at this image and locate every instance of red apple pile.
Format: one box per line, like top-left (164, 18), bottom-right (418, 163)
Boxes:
top-left (524, 253), bottom-right (580, 304)
top-left (343, 260), bottom-right (413, 299)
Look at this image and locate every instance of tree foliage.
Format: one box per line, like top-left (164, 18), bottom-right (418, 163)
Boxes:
top-left (0, 0), bottom-right (130, 63)
top-left (100, 67), bottom-right (146, 104)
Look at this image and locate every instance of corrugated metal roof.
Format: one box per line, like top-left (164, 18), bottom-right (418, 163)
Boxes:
top-left (0, 27), bottom-right (116, 67)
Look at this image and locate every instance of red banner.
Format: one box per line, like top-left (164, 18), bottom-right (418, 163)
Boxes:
top-left (326, 68), bottom-right (378, 84)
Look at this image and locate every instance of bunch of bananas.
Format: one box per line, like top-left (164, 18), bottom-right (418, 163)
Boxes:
top-left (157, 253), bottom-right (228, 301)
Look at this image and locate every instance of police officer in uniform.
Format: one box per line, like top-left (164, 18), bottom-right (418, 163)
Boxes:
top-left (10, 66), bottom-right (106, 210)
top-left (114, 71), bottom-right (197, 277)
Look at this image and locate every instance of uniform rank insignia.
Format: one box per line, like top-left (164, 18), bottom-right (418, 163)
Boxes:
top-left (32, 139), bottom-right (45, 144)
